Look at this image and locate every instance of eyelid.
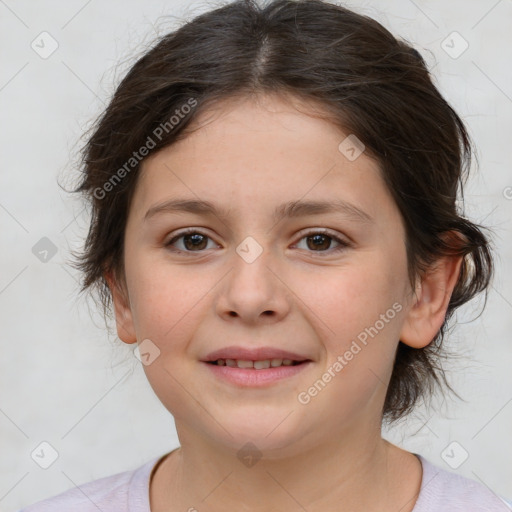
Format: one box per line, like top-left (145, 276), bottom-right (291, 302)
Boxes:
top-left (294, 227), bottom-right (350, 243)
top-left (165, 227), bottom-right (220, 249)
top-left (291, 228), bottom-right (352, 252)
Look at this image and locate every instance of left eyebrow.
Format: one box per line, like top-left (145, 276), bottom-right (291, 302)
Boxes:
top-left (274, 198), bottom-right (373, 224)
top-left (143, 198), bottom-right (374, 225)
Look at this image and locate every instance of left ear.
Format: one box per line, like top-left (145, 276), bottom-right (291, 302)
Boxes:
top-left (399, 248), bottom-right (463, 350)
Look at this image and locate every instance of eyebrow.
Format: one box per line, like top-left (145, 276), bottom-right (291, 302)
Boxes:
top-left (143, 198), bottom-right (373, 225)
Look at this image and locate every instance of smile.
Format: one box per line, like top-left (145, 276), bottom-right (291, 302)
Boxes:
top-left (207, 358), bottom-right (304, 369)
top-left (203, 359), bottom-right (313, 387)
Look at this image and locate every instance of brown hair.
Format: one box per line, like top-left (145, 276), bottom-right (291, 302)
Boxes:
top-left (68, 0), bottom-right (494, 423)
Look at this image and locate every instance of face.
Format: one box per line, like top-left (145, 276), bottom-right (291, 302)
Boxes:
top-left (109, 93), bottom-right (422, 455)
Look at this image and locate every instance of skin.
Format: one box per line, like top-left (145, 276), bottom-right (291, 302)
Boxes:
top-left (106, 92), bottom-right (462, 512)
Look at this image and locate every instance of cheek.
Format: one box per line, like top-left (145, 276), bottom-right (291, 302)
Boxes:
top-left (299, 253), bottom-right (406, 363)
top-left (294, 264), bottom-right (404, 422)
top-left (131, 262), bottom-right (206, 415)
top-left (125, 254), bottom-right (208, 344)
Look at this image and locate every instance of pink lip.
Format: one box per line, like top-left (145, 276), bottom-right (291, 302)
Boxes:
top-left (202, 346), bottom-right (311, 362)
top-left (202, 360), bottom-right (313, 387)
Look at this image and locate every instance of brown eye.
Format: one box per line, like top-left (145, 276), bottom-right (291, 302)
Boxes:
top-left (306, 234), bottom-right (331, 251)
top-left (182, 233), bottom-right (208, 250)
top-left (166, 230), bottom-right (216, 252)
top-left (295, 230), bottom-right (350, 254)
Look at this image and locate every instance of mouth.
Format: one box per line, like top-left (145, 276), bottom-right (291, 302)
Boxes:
top-left (201, 347), bottom-right (313, 387)
top-left (205, 358), bottom-right (309, 369)
top-left (201, 346), bottom-right (313, 386)
top-left (202, 346), bottom-right (312, 365)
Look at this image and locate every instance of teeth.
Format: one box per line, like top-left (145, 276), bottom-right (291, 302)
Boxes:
top-left (253, 360), bottom-right (271, 369)
top-left (212, 358), bottom-right (303, 369)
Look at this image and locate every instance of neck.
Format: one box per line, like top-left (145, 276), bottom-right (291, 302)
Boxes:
top-left (151, 422), bottom-right (422, 512)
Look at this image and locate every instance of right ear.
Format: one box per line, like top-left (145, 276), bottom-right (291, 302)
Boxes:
top-left (104, 270), bottom-right (137, 345)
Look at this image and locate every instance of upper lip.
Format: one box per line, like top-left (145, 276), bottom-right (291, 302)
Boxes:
top-left (202, 346), bottom-right (312, 362)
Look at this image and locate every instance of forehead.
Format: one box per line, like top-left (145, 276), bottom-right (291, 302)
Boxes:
top-left (129, 93), bottom-right (399, 229)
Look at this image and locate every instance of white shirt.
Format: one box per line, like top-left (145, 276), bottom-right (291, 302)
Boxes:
top-left (18, 453), bottom-right (512, 511)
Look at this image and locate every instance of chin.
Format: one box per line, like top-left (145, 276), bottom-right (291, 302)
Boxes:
top-left (207, 413), bottom-right (306, 455)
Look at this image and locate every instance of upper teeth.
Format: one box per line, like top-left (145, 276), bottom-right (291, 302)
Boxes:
top-left (215, 358), bottom-right (296, 369)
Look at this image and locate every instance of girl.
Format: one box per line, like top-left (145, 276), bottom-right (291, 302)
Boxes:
top-left (20, 0), bottom-right (510, 510)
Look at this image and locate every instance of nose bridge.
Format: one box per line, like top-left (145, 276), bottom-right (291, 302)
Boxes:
top-left (216, 234), bottom-right (290, 322)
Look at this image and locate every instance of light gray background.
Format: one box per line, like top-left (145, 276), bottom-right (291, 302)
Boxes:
top-left (1, 0), bottom-right (511, 511)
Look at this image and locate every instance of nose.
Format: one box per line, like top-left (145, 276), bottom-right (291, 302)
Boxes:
top-left (215, 241), bottom-right (292, 325)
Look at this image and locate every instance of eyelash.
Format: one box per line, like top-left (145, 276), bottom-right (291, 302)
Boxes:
top-left (164, 228), bottom-right (351, 255)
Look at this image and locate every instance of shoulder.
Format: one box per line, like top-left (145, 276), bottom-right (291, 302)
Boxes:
top-left (413, 454), bottom-right (512, 512)
top-left (18, 456), bottom-right (161, 512)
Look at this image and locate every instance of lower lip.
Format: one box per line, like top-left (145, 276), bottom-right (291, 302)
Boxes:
top-left (202, 361), bottom-right (312, 387)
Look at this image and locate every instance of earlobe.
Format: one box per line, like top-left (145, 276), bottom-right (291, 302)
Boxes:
top-left (399, 254), bottom-right (463, 349)
top-left (104, 270), bottom-right (138, 345)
